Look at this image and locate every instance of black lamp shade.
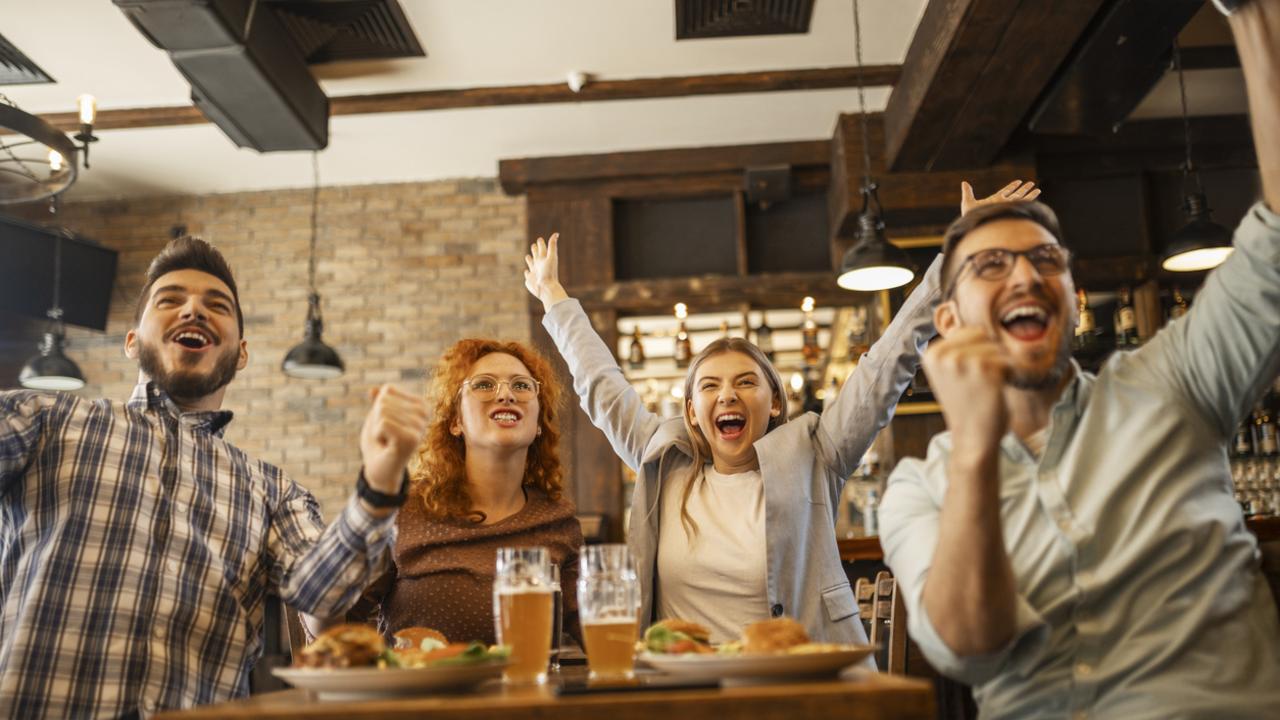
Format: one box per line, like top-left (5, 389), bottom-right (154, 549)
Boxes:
top-left (281, 293), bottom-right (344, 380)
top-left (281, 336), bottom-right (344, 379)
top-left (1161, 192), bottom-right (1234, 272)
top-left (837, 211), bottom-right (916, 291)
top-left (19, 331), bottom-right (86, 391)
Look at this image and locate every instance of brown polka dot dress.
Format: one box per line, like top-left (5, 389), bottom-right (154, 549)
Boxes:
top-left (348, 486), bottom-right (584, 646)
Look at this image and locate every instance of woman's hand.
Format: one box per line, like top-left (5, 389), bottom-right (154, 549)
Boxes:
top-left (960, 180), bottom-right (1040, 216)
top-left (524, 233), bottom-right (570, 312)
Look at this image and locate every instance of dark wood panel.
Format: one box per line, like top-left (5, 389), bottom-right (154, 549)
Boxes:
top-left (1029, 0), bottom-right (1206, 137)
top-left (881, 0), bottom-right (1107, 171)
top-left (501, 141), bottom-right (831, 195)
top-left (25, 66), bottom-right (900, 136)
top-left (525, 196), bottom-right (623, 536)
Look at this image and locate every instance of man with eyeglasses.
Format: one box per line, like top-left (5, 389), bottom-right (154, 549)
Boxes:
top-left (879, 2), bottom-right (1280, 716)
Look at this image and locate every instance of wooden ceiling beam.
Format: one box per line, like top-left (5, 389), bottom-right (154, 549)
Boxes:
top-left (21, 65), bottom-right (900, 136)
top-left (881, 0), bottom-right (1108, 172)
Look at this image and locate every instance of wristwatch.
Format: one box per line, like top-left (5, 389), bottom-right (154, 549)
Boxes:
top-left (1210, 0), bottom-right (1245, 14)
top-left (356, 468), bottom-right (410, 508)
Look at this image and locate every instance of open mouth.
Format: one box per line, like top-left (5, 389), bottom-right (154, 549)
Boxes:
top-left (170, 327), bottom-right (213, 351)
top-left (1000, 305), bottom-right (1050, 342)
top-left (714, 412), bottom-right (747, 440)
top-left (490, 409), bottom-right (522, 427)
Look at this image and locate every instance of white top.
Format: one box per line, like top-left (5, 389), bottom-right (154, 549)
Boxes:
top-left (655, 464), bottom-right (769, 644)
top-left (1022, 426), bottom-right (1049, 459)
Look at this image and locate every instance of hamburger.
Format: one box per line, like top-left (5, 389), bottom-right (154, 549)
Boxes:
top-left (642, 619), bottom-right (713, 654)
top-left (393, 626), bottom-right (448, 651)
top-left (296, 623), bottom-right (385, 669)
top-left (741, 617), bottom-right (809, 654)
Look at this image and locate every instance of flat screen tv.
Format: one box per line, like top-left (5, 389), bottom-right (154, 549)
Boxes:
top-left (0, 214), bottom-right (118, 331)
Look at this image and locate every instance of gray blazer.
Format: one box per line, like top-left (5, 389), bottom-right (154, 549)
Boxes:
top-left (542, 256), bottom-right (940, 645)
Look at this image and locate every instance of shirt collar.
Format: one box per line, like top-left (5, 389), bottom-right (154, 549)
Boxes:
top-left (998, 359), bottom-right (1092, 463)
top-left (127, 380), bottom-right (235, 437)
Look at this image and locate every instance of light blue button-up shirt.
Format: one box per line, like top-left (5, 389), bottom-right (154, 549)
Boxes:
top-left (881, 202), bottom-right (1280, 720)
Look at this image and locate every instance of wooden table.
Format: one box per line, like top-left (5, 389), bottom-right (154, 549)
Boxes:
top-left (155, 669), bottom-right (934, 720)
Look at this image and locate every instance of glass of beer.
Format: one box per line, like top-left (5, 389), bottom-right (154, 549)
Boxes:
top-left (494, 546), bottom-right (554, 685)
top-left (578, 544), bottom-right (640, 680)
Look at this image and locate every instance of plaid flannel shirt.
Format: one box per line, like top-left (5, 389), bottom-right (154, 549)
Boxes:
top-left (0, 382), bottom-right (396, 718)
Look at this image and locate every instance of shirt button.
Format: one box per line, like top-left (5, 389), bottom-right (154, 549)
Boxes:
top-left (1057, 517), bottom-right (1071, 532)
top-left (167, 559), bottom-right (180, 574)
top-left (1075, 662), bottom-right (1092, 677)
top-left (154, 624), bottom-right (168, 640)
top-left (771, 604), bottom-right (784, 617)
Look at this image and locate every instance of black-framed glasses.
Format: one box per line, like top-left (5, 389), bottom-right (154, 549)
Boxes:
top-left (460, 374), bottom-right (540, 401)
top-left (944, 244), bottom-right (1072, 300)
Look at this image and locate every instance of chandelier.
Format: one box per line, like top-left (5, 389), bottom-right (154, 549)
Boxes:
top-left (0, 94), bottom-right (98, 206)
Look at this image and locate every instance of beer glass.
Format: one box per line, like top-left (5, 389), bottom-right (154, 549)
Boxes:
top-left (494, 547), bottom-right (554, 684)
top-left (578, 544), bottom-right (640, 680)
top-left (549, 562), bottom-right (563, 673)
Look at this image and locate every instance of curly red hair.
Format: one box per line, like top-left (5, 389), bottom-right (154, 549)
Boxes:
top-left (412, 338), bottom-right (565, 522)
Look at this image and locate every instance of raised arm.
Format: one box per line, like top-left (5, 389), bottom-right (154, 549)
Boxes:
top-left (815, 254), bottom-right (941, 479)
top-left (526, 234), bottom-right (665, 470)
top-left (271, 386), bottom-right (427, 617)
top-left (1138, 3), bottom-right (1280, 434)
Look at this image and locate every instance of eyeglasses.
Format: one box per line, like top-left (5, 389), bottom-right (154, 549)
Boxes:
top-left (944, 244), bottom-right (1072, 300)
top-left (460, 374), bottom-right (540, 401)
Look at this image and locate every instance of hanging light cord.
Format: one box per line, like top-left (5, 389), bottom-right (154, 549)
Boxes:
top-left (308, 151), bottom-right (319, 296)
top-left (50, 231), bottom-right (63, 321)
top-left (853, 0), bottom-right (874, 191)
top-left (1172, 39), bottom-right (1203, 198)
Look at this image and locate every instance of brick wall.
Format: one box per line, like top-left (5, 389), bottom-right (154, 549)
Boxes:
top-left (22, 179), bottom-right (528, 517)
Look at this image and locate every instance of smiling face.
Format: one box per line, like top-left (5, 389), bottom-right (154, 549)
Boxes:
top-left (451, 352), bottom-right (541, 452)
top-left (686, 350), bottom-right (781, 473)
top-left (125, 268), bottom-right (248, 406)
top-left (939, 218), bottom-right (1077, 390)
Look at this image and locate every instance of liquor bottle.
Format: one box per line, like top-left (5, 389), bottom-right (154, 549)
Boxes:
top-left (755, 312), bottom-right (775, 361)
top-left (801, 297), bottom-right (820, 366)
top-left (673, 303), bottom-right (692, 368)
top-left (1073, 288), bottom-right (1098, 353)
top-left (719, 320), bottom-right (730, 339)
top-left (1233, 420), bottom-right (1255, 459)
top-left (846, 305), bottom-right (870, 361)
top-left (1169, 287), bottom-right (1190, 321)
top-left (626, 327), bottom-right (645, 370)
top-left (1113, 287), bottom-right (1139, 348)
top-left (1255, 397), bottom-right (1279, 458)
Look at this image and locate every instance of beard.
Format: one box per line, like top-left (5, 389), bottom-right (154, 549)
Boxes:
top-left (1007, 319), bottom-right (1074, 391)
top-left (137, 338), bottom-right (240, 404)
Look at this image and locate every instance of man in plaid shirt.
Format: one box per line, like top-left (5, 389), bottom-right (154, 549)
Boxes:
top-left (0, 237), bottom-right (429, 718)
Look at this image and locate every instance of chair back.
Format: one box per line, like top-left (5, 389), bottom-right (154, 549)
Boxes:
top-left (865, 570), bottom-right (908, 674)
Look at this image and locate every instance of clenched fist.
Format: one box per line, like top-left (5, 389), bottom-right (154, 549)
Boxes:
top-left (359, 385), bottom-right (429, 496)
top-left (922, 327), bottom-right (1013, 456)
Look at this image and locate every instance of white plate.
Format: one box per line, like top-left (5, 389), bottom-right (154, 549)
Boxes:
top-left (272, 661), bottom-right (505, 701)
top-left (638, 647), bottom-right (874, 680)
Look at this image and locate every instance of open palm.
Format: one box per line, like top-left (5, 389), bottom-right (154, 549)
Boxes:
top-left (961, 180), bottom-right (1041, 216)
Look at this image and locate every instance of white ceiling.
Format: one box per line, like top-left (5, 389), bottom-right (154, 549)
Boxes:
top-left (1, 1), bottom-right (1246, 201)
top-left (3, 0), bottom-right (925, 200)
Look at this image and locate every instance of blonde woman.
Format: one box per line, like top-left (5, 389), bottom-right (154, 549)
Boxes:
top-left (523, 183), bottom-right (1035, 648)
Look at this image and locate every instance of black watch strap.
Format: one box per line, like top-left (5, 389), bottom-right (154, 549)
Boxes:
top-left (356, 468), bottom-right (409, 508)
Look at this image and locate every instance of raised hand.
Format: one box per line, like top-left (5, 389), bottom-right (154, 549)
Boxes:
top-left (922, 327), bottom-right (1012, 456)
top-left (961, 180), bottom-right (1041, 216)
top-left (359, 385), bottom-right (429, 497)
top-left (524, 233), bottom-right (569, 312)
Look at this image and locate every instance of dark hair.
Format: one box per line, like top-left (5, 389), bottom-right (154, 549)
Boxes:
top-left (134, 236), bottom-right (244, 335)
top-left (941, 201), bottom-right (1065, 296)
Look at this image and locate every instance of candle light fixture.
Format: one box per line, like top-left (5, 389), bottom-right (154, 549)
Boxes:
top-left (0, 93), bottom-right (100, 205)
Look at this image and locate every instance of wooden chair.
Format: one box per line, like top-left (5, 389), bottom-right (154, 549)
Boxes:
top-left (869, 570), bottom-right (908, 675)
top-left (855, 576), bottom-right (875, 624)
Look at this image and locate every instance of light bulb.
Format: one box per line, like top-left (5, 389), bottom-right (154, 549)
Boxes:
top-left (674, 303), bottom-right (687, 320)
top-left (801, 297), bottom-right (815, 313)
top-left (48, 150), bottom-right (63, 172)
top-left (78, 95), bottom-right (96, 125)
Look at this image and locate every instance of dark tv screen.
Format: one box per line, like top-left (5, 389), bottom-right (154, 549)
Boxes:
top-left (0, 214), bottom-right (118, 331)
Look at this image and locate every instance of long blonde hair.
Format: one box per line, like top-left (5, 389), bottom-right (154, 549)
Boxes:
top-left (678, 338), bottom-right (788, 538)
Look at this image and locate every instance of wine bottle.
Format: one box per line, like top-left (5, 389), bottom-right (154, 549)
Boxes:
top-left (1114, 287), bottom-right (1139, 348)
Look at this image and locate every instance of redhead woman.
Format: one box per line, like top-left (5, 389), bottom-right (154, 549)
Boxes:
top-left (522, 182), bottom-right (1036, 648)
top-left (346, 339), bottom-right (584, 645)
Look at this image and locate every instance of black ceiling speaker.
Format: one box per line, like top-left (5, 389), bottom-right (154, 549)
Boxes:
top-left (114, 0), bottom-right (328, 151)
